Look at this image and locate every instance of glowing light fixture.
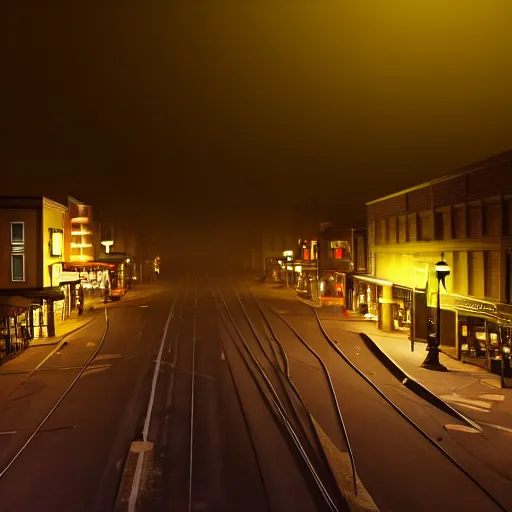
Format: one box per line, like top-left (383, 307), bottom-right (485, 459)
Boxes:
top-left (294, 265), bottom-right (302, 273)
top-left (71, 230), bottom-right (91, 236)
top-left (71, 217), bottom-right (89, 224)
top-left (50, 231), bottom-right (63, 257)
top-left (71, 243), bottom-right (93, 248)
top-left (101, 240), bottom-right (114, 253)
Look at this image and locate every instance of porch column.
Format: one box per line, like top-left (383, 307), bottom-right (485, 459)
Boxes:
top-left (380, 285), bottom-right (394, 332)
top-left (47, 299), bottom-right (55, 337)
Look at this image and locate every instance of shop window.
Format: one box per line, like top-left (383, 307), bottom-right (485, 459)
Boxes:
top-left (10, 222), bottom-right (24, 245)
top-left (303, 248), bottom-right (310, 260)
top-left (11, 253), bottom-right (25, 282)
top-left (330, 241), bottom-right (350, 259)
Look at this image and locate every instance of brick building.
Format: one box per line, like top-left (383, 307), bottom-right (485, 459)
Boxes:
top-left (364, 150), bottom-right (512, 371)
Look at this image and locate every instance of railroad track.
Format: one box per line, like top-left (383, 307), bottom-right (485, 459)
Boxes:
top-left (208, 275), bottom-right (355, 512)
top-left (246, 284), bottom-right (508, 512)
top-left (0, 307), bottom-right (110, 479)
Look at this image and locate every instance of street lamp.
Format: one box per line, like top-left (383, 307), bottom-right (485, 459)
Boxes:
top-left (422, 259), bottom-right (450, 371)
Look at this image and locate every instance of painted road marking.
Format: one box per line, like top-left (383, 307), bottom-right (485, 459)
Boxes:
top-left (439, 395), bottom-right (493, 410)
top-left (479, 394), bottom-right (505, 402)
top-left (128, 290), bottom-right (179, 512)
top-left (94, 353), bottom-right (122, 362)
top-left (32, 339), bottom-right (69, 373)
top-left (479, 421), bottom-right (512, 434)
top-left (444, 424), bottom-right (481, 434)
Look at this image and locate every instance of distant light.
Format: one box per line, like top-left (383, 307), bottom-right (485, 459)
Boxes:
top-left (71, 217), bottom-right (89, 224)
top-left (72, 230), bottom-right (91, 236)
top-left (294, 265), bottom-right (302, 273)
top-left (126, 258), bottom-right (131, 264)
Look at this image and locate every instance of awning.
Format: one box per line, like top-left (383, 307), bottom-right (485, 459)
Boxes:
top-left (352, 275), bottom-right (393, 287)
top-left (0, 296), bottom-right (34, 308)
top-left (0, 288), bottom-right (65, 301)
top-left (59, 271), bottom-right (81, 284)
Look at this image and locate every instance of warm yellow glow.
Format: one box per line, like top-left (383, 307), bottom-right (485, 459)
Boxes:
top-left (294, 265), bottom-right (302, 273)
top-left (101, 240), bottom-right (114, 254)
top-left (71, 230), bottom-right (91, 236)
top-left (70, 254), bottom-right (93, 262)
top-left (283, 250), bottom-right (293, 257)
top-left (71, 243), bottom-right (93, 248)
top-left (51, 231), bottom-right (63, 257)
top-left (286, 265), bottom-right (293, 271)
top-left (71, 217), bottom-right (89, 224)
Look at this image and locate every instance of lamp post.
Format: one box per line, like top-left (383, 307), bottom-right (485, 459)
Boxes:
top-left (422, 259), bottom-right (450, 372)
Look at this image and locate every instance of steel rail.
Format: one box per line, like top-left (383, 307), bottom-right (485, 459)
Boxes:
top-left (232, 285), bottom-right (347, 500)
top-left (205, 274), bottom-right (272, 512)
top-left (210, 277), bottom-right (343, 512)
top-left (307, 304), bottom-right (509, 512)
top-left (259, 301), bottom-right (358, 496)
top-left (0, 307), bottom-right (110, 479)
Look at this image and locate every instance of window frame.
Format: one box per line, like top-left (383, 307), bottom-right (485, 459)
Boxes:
top-left (11, 253), bottom-right (25, 282)
top-left (10, 221), bottom-right (25, 245)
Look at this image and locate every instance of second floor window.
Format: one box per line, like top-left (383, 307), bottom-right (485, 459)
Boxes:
top-left (11, 222), bottom-right (24, 245)
top-left (11, 253), bottom-right (25, 282)
top-left (330, 241), bottom-right (350, 259)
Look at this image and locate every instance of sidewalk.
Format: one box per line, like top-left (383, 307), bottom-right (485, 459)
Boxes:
top-left (29, 295), bottom-right (105, 348)
top-left (252, 281), bottom-right (512, 429)
top-left (318, 306), bottom-right (504, 391)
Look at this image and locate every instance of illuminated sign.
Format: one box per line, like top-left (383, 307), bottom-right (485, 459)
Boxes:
top-left (283, 250), bottom-right (293, 262)
top-left (50, 229), bottom-right (63, 257)
top-left (101, 240), bottom-right (114, 254)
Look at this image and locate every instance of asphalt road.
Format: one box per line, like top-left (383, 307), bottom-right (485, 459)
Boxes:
top-left (0, 276), bottom-right (509, 512)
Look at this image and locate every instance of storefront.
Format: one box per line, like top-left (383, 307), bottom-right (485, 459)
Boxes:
top-left (96, 252), bottom-right (133, 300)
top-left (0, 297), bottom-right (33, 362)
top-left (392, 286), bottom-right (413, 333)
top-left (320, 271), bottom-right (346, 307)
top-left (350, 275), bottom-right (382, 320)
top-left (441, 295), bottom-right (512, 376)
top-left (62, 261), bottom-right (112, 298)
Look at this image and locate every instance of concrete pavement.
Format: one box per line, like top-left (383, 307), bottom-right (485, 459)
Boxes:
top-left (250, 279), bottom-right (512, 511)
top-left (0, 275), bottom-right (510, 511)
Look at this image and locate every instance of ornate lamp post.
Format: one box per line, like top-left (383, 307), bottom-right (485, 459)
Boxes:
top-left (422, 259), bottom-right (450, 372)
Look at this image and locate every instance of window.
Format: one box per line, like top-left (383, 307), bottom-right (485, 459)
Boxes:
top-left (483, 200), bottom-right (501, 237)
top-left (468, 202), bottom-right (483, 238)
top-left (376, 219), bottom-right (387, 245)
top-left (398, 215), bottom-right (407, 243)
top-left (11, 253), bottom-right (25, 282)
top-left (11, 222), bottom-right (24, 245)
top-left (330, 241), bottom-right (351, 259)
top-left (418, 212), bottom-right (433, 241)
top-left (452, 204), bottom-right (466, 238)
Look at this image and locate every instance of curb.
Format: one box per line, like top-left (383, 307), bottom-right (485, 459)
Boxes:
top-left (358, 332), bottom-right (482, 431)
top-left (295, 297), bottom-right (323, 309)
top-left (28, 316), bottom-right (96, 348)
